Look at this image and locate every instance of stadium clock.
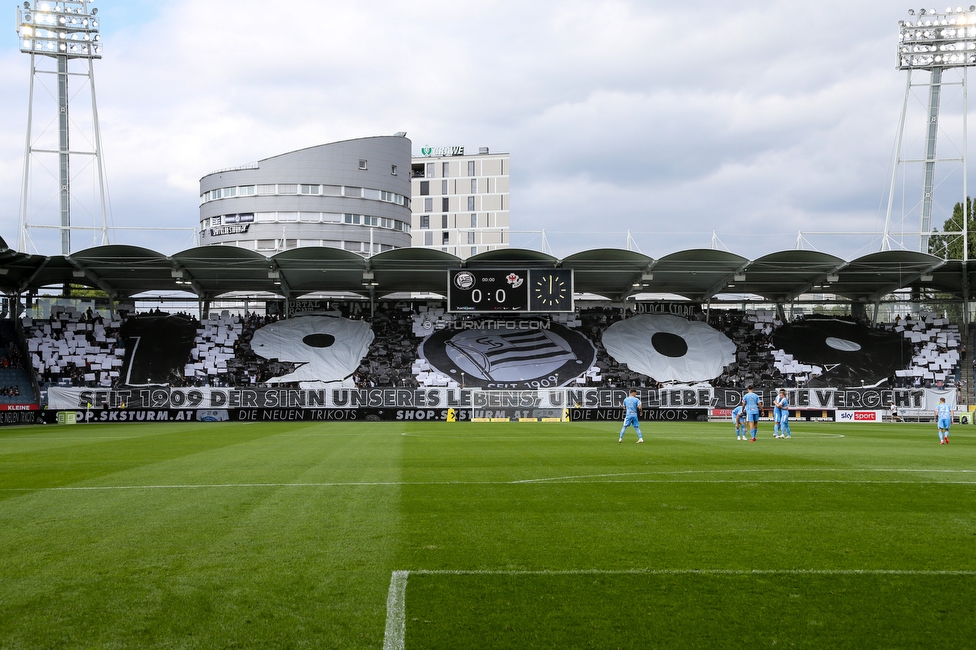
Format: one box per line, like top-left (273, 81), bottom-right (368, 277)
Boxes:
top-left (529, 269), bottom-right (573, 312)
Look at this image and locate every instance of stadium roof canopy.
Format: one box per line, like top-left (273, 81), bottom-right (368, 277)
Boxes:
top-left (0, 239), bottom-right (964, 304)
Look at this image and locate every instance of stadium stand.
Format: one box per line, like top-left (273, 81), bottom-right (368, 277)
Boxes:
top-left (24, 306), bottom-right (124, 389)
top-left (18, 302), bottom-right (966, 392)
top-left (0, 320), bottom-right (34, 405)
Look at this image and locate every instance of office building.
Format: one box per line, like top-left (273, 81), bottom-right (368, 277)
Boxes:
top-left (410, 146), bottom-right (509, 258)
top-left (199, 135), bottom-right (412, 256)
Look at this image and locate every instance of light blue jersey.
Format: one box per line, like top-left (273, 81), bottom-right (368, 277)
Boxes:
top-left (742, 391), bottom-right (762, 423)
top-left (731, 405), bottom-right (744, 438)
top-left (776, 395), bottom-right (791, 437)
top-left (620, 395), bottom-right (643, 441)
top-left (937, 402), bottom-right (952, 440)
top-left (624, 396), bottom-right (641, 415)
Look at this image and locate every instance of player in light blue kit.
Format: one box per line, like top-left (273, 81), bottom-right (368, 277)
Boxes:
top-left (936, 397), bottom-right (952, 445)
top-left (741, 386), bottom-right (762, 441)
top-left (774, 389), bottom-right (791, 438)
top-left (771, 392), bottom-right (783, 438)
top-left (619, 389), bottom-right (644, 443)
top-left (731, 405), bottom-right (746, 440)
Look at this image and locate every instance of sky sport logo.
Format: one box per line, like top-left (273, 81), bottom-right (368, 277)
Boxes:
top-left (839, 411), bottom-right (878, 421)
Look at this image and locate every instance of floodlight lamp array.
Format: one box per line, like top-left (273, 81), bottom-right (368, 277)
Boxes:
top-left (15, 0), bottom-right (101, 59)
top-left (898, 6), bottom-right (976, 68)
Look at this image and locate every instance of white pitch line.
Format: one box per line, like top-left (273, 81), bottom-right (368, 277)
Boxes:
top-left (510, 467), bottom-right (976, 484)
top-left (405, 568), bottom-right (976, 577)
top-left (382, 571), bottom-right (408, 650)
top-left (0, 436), bottom-right (145, 441)
top-left (381, 567), bottom-right (976, 650)
top-left (3, 472), bottom-right (976, 493)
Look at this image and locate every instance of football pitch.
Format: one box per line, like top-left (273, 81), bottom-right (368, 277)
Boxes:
top-left (0, 419), bottom-right (973, 649)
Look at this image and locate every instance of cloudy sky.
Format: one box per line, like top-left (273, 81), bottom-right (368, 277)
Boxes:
top-left (0, 0), bottom-right (968, 260)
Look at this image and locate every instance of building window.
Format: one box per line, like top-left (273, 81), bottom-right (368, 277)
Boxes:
top-left (240, 185), bottom-right (256, 196)
top-left (442, 180), bottom-right (448, 195)
top-left (470, 214), bottom-right (477, 227)
top-left (420, 181), bottom-right (429, 196)
top-left (300, 184), bottom-right (320, 195)
top-left (470, 247), bottom-right (478, 256)
top-left (467, 231), bottom-right (476, 244)
top-left (424, 197), bottom-right (433, 212)
top-left (257, 184), bottom-right (276, 195)
top-left (442, 162), bottom-right (450, 177)
top-left (359, 159), bottom-right (368, 170)
top-left (470, 178), bottom-right (477, 193)
top-left (212, 216), bottom-right (222, 226)
top-left (424, 231), bottom-right (433, 246)
top-left (256, 240), bottom-right (276, 251)
top-left (278, 184), bottom-right (298, 195)
top-left (344, 186), bottom-right (363, 198)
top-left (442, 215), bottom-right (449, 229)
top-left (467, 196), bottom-right (475, 211)
top-left (442, 232), bottom-right (450, 245)
top-left (420, 215), bottom-right (429, 229)
top-left (426, 162), bottom-right (434, 178)
top-left (442, 197), bottom-right (449, 212)
top-left (467, 160), bottom-right (475, 176)
top-left (224, 187), bottom-right (237, 198)
top-left (391, 164), bottom-right (397, 175)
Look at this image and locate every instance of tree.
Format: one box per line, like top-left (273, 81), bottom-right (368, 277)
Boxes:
top-left (928, 197), bottom-right (976, 259)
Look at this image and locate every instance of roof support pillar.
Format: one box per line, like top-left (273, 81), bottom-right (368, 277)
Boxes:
top-left (963, 260), bottom-right (971, 328)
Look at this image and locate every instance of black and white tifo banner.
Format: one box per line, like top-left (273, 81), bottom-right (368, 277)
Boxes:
top-left (250, 315), bottom-right (373, 384)
top-left (601, 314), bottom-right (736, 383)
top-left (771, 316), bottom-right (913, 387)
top-left (47, 386), bottom-right (955, 411)
top-left (121, 315), bottom-right (197, 386)
top-left (419, 319), bottom-right (596, 388)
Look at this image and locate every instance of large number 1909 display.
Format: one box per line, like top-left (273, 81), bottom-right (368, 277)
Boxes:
top-left (447, 269), bottom-right (574, 313)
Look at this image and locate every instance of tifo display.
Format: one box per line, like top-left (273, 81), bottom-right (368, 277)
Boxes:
top-left (3, 300), bottom-right (963, 423)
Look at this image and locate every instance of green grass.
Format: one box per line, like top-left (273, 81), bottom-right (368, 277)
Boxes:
top-left (0, 420), bottom-right (973, 649)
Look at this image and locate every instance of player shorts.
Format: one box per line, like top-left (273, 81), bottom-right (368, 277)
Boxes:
top-left (623, 414), bottom-right (640, 429)
top-left (938, 417), bottom-right (951, 429)
top-left (745, 411), bottom-right (759, 423)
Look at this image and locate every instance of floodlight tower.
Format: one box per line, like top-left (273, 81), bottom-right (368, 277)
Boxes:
top-left (883, 5), bottom-right (976, 258)
top-left (15, 0), bottom-right (107, 255)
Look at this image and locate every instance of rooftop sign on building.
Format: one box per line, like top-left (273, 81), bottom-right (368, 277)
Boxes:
top-left (420, 146), bottom-right (465, 157)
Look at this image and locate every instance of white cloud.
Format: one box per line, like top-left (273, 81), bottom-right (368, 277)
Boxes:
top-left (0, 0), bottom-right (964, 260)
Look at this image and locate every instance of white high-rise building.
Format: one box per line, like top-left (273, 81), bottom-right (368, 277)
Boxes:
top-left (410, 146), bottom-right (509, 258)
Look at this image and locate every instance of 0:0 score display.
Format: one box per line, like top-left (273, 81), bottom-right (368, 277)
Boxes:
top-left (447, 269), bottom-right (574, 313)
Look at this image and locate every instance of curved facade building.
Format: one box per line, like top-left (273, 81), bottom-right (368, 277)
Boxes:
top-left (199, 136), bottom-right (412, 256)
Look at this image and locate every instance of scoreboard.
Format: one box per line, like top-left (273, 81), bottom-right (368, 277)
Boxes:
top-left (447, 269), bottom-right (574, 313)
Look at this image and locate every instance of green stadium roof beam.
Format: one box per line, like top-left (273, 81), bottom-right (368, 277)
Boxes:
top-left (561, 249), bottom-right (654, 301)
top-left (271, 247), bottom-right (368, 298)
top-left (368, 247), bottom-right (461, 296)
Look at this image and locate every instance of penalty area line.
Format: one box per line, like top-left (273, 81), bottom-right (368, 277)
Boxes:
top-left (381, 567), bottom-right (976, 650)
